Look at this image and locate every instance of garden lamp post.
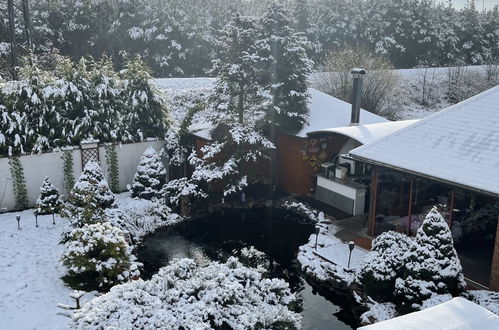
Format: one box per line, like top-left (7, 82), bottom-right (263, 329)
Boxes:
top-left (52, 208), bottom-right (55, 225)
top-left (16, 214), bottom-right (21, 229)
top-left (347, 241), bottom-right (355, 269)
top-left (34, 210), bottom-right (38, 227)
top-left (314, 227), bottom-right (320, 250)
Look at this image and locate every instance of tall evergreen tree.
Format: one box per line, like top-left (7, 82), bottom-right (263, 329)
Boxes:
top-left (211, 13), bottom-right (268, 125)
top-left (120, 55), bottom-right (168, 141)
top-left (258, 3), bottom-right (313, 135)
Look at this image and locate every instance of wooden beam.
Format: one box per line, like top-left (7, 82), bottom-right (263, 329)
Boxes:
top-left (368, 166), bottom-right (378, 236)
top-left (407, 177), bottom-right (414, 236)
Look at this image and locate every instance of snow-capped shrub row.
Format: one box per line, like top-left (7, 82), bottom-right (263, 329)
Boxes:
top-left (0, 55), bottom-right (167, 156)
top-left (70, 258), bottom-right (302, 329)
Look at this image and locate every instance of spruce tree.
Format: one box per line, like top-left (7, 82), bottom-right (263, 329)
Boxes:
top-left (35, 177), bottom-right (62, 215)
top-left (131, 146), bottom-right (167, 200)
top-left (64, 160), bottom-right (115, 220)
top-left (395, 207), bottom-right (466, 310)
top-left (258, 2), bottom-right (313, 135)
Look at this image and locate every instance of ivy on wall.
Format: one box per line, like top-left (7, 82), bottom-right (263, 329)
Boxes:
top-left (62, 151), bottom-right (75, 195)
top-left (105, 144), bottom-right (120, 193)
top-left (8, 157), bottom-right (28, 210)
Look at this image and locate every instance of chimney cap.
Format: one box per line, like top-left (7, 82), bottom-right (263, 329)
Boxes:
top-left (351, 68), bottom-right (366, 75)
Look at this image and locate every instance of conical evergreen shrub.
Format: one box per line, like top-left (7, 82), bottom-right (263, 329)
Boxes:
top-left (131, 147), bottom-right (166, 200)
top-left (395, 207), bottom-right (466, 310)
top-left (35, 177), bottom-right (62, 214)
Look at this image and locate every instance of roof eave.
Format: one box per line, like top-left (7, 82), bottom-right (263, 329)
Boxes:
top-left (349, 153), bottom-right (499, 198)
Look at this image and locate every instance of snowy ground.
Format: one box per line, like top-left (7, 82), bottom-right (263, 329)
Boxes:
top-left (298, 223), bottom-right (368, 285)
top-left (0, 210), bottom-right (72, 330)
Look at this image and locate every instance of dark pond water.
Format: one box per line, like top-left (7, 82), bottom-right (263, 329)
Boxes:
top-left (136, 208), bottom-right (357, 329)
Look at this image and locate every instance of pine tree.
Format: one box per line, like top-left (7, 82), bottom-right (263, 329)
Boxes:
top-left (131, 146), bottom-right (167, 200)
top-left (395, 207), bottom-right (466, 310)
top-left (210, 13), bottom-right (268, 126)
top-left (35, 177), bottom-right (62, 215)
top-left (258, 2), bottom-right (313, 135)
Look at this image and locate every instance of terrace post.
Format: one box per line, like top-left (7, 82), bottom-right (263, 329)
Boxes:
top-left (490, 216), bottom-right (499, 291)
top-left (367, 167), bottom-right (378, 236)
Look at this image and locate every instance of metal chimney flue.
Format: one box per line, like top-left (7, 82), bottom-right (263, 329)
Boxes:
top-left (350, 68), bottom-right (366, 126)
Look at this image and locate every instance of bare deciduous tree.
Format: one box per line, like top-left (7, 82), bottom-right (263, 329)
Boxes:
top-left (313, 47), bottom-right (400, 115)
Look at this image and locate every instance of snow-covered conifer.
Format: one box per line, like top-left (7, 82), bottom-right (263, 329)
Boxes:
top-left (258, 2), bottom-right (313, 134)
top-left (395, 207), bottom-right (466, 310)
top-left (70, 257), bottom-right (301, 328)
top-left (210, 13), bottom-right (268, 125)
top-left (35, 177), bottom-right (62, 215)
top-left (357, 231), bottom-right (412, 301)
top-left (120, 55), bottom-right (168, 141)
top-left (60, 222), bottom-right (140, 290)
top-left (63, 161), bottom-right (115, 227)
top-left (131, 146), bottom-right (167, 200)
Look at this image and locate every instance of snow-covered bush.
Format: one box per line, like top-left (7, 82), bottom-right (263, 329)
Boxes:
top-left (237, 246), bottom-right (271, 273)
top-left (35, 177), bottom-right (62, 214)
top-left (357, 231), bottom-right (413, 301)
top-left (395, 207), bottom-right (466, 311)
top-left (60, 222), bottom-right (140, 290)
top-left (108, 197), bottom-right (182, 243)
top-left (70, 257), bottom-right (301, 329)
top-left (130, 146), bottom-right (167, 200)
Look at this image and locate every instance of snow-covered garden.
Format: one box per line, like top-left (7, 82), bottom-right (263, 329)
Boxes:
top-left (1, 1), bottom-right (499, 329)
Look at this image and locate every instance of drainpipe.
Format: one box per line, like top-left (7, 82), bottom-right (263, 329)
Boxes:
top-left (350, 68), bottom-right (366, 126)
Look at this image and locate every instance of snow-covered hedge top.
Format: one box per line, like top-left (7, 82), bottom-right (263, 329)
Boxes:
top-left (70, 258), bottom-right (301, 329)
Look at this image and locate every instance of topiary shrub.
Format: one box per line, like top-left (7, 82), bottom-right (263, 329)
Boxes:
top-left (60, 222), bottom-right (139, 291)
top-left (395, 207), bottom-right (466, 311)
top-left (357, 231), bottom-right (413, 301)
top-left (70, 257), bottom-right (301, 329)
top-left (35, 176), bottom-right (62, 214)
top-left (130, 146), bottom-right (166, 200)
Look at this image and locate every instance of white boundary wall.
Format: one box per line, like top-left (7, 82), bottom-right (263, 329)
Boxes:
top-left (0, 140), bottom-right (165, 212)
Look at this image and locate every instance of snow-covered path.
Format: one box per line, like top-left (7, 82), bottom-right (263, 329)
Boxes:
top-left (0, 210), bottom-right (71, 330)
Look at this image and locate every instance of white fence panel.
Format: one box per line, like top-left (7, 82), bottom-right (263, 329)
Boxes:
top-left (0, 140), bottom-right (165, 212)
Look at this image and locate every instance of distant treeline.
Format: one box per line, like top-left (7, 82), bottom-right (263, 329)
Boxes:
top-left (0, 0), bottom-right (498, 77)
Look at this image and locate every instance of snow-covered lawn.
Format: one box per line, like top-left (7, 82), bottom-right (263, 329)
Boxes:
top-left (0, 210), bottom-right (71, 329)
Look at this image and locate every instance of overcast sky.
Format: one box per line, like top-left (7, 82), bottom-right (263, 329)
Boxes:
top-left (447, 0), bottom-right (499, 9)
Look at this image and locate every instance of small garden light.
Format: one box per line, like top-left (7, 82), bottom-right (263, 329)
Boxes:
top-left (347, 241), bottom-right (355, 269)
top-left (16, 215), bottom-right (21, 229)
top-left (314, 227), bottom-right (320, 250)
top-left (34, 210), bottom-right (39, 228)
top-left (52, 208), bottom-right (56, 225)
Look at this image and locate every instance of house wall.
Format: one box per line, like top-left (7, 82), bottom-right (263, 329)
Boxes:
top-left (0, 140), bottom-right (164, 212)
top-left (276, 132), bottom-right (349, 195)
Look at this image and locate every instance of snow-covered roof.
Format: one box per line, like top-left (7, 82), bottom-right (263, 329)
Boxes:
top-left (307, 120), bottom-right (419, 144)
top-left (359, 297), bottom-right (499, 330)
top-left (349, 85), bottom-right (499, 196)
top-left (152, 78), bottom-right (388, 140)
top-left (297, 89), bottom-right (388, 137)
